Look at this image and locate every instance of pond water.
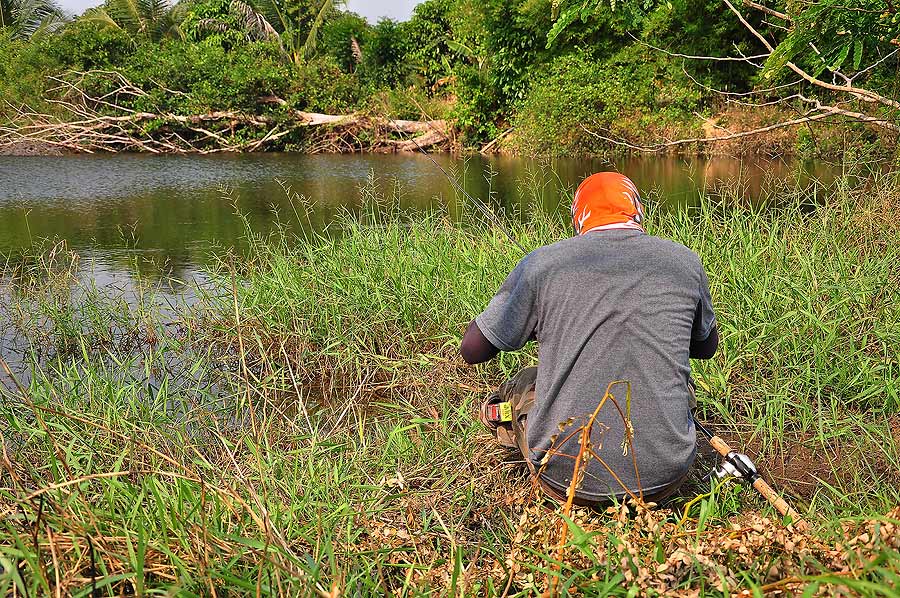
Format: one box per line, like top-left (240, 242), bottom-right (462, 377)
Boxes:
top-left (0, 152), bottom-right (839, 289)
top-left (0, 152), bottom-right (842, 384)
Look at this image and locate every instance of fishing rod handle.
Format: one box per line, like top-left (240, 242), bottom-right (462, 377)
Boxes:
top-left (751, 477), bottom-right (808, 530)
top-left (708, 435), bottom-right (733, 457)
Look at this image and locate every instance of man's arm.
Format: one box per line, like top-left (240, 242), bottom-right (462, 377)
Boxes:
top-left (690, 324), bottom-right (718, 360)
top-left (690, 266), bottom-right (718, 360)
top-left (460, 320), bottom-right (500, 365)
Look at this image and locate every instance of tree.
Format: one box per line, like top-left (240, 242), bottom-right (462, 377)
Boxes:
top-left (358, 18), bottom-right (410, 87)
top-left (0, 0), bottom-right (65, 39)
top-left (549, 0), bottom-right (900, 148)
top-left (182, 0), bottom-right (280, 47)
top-left (321, 10), bottom-right (368, 72)
top-left (82, 0), bottom-right (184, 42)
top-left (404, 0), bottom-right (455, 87)
top-left (694, 0), bottom-right (900, 142)
top-left (241, 0), bottom-right (342, 63)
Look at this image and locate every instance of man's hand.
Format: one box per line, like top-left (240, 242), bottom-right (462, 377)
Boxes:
top-left (460, 320), bottom-right (500, 364)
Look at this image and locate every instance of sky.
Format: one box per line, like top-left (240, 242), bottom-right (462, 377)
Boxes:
top-left (57, 0), bottom-right (422, 21)
top-left (345, 0), bottom-right (420, 22)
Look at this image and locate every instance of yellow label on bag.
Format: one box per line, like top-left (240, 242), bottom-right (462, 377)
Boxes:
top-left (499, 402), bottom-right (513, 422)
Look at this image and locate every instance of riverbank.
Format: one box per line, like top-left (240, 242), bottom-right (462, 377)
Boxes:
top-left (1, 102), bottom-right (893, 159)
top-left (1, 171), bottom-right (899, 595)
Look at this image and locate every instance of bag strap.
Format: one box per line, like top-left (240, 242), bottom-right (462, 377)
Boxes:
top-left (511, 389), bottom-right (537, 476)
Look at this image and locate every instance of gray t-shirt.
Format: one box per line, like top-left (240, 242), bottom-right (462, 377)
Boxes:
top-left (476, 230), bottom-right (716, 501)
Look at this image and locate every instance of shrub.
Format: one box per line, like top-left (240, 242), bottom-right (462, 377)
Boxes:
top-left (364, 85), bottom-right (451, 121)
top-left (48, 19), bottom-right (135, 70)
top-left (0, 32), bottom-right (62, 115)
top-left (116, 40), bottom-right (292, 114)
top-left (449, 63), bottom-right (501, 144)
top-left (287, 56), bottom-right (364, 113)
top-left (512, 47), bottom-right (703, 156)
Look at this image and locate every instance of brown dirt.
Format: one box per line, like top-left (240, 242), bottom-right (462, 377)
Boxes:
top-left (0, 140), bottom-right (70, 156)
top-left (702, 105), bottom-right (803, 157)
top-left (715, 425), bottom-right (900, 504)
top-left (761, 440), bottom-right (841, 499)
top-left (891, 415), bottom-right (900, 446)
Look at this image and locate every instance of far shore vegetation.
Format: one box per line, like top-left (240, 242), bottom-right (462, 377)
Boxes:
top-left (1, 167), bottom-right (898, 595)
top-left (1, 0), bottom-right (898, 156)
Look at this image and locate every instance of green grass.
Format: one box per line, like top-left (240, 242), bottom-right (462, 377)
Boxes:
top-left (1, 169), bottom-right (899, 596)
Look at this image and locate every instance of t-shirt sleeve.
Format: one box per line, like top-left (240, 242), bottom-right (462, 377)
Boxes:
top-left (691, 265), bottom-right (717, 341)
top-left (475, 257), bottom-right (539, 352)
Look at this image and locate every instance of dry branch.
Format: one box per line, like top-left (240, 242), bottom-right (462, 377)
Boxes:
top-left (723, 0), bottom-right (900, 109)
top-left (623, 0), bottom-right (900, 153)
top-left (0, 71), bottom-right (449, 155)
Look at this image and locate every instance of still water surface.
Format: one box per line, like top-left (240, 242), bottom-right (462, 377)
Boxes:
top-left (0, 153), bottom-right (838, 289)
top-left (0, 153), bottom-right (841, 383)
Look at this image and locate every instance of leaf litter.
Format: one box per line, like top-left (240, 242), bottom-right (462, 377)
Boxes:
top-left (352, 442), bottom-right (900, 596)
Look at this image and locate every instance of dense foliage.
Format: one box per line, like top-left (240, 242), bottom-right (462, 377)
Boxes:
top-left (1, 0), bottom-right (898, 154)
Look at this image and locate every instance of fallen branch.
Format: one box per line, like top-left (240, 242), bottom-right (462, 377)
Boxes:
top-left (0, 71), bottom-right (450, 155)
top-left (724, 0), bottom-right (900, 110)
top-left (480, 127), bottom-right (515, 154)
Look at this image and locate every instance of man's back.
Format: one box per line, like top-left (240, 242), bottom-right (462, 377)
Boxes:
top-left (476, 229), bottom-right (716, 501)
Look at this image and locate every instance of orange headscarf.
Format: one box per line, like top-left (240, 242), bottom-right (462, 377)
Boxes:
top-left (571, 172), bottom-right (645, 235)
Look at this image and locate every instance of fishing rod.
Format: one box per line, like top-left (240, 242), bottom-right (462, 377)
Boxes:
top-left (403, 122), bottom-right (806, 526)
top-left (694, 418), bottom-right (807, 528)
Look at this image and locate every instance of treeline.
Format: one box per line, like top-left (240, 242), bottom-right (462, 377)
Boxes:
top-left (1, 0), bottom-right (898, 155)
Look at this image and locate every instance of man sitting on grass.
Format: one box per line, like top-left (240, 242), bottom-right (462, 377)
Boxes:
top-left (460, 172), bottom-right (719, 507)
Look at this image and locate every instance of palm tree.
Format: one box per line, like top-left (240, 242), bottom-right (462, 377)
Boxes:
top-left (0, 0), bottom-right (66, 40)
top-left (82, 0), bottom-right (184, 42)
top-left (235, 0), bottom-right (342, 63)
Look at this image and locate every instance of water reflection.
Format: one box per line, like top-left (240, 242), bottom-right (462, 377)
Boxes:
top-left (0, 152), bottom-right (842, 385)
top-left (0, 153), bottom-right (839, 282)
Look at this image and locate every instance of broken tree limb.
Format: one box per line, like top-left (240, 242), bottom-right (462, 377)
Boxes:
top-left (0, 71), bottom-right (451, 155)
top-left (379, 127), bottom-right (449, 153)
top-left (480, 127), bottom-right (514, 154)
top-left (0, 105), bottom-right (450, 155)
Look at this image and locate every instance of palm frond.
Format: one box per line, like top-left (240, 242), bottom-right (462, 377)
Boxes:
top-left (1, 0), bottom-right (66, 39)
top-left (245, 0), bottom-right (284, 33)
top-left (196, 16), bottom-right (228, 33)
top-left (300, 0), bottom-right (333, 59)
top-left (105, 0), bottom-right (144, 33)
top-left (140, 0), bottom-right (169, 27)
top-left (81, 6), bottom-right (125, 31)
top-left (230, 0), bottom-right (277, 41)
top-left (166, 20), bottom-right (184, 40)
top-left (27, 8), bottom-right (66, 38)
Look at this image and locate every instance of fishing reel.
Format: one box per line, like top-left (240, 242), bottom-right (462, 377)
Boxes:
top-left (712, 450), bottom-right (761, 485)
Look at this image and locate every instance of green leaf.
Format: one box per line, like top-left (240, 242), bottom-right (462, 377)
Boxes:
top-left (546, 4), bottom-right (581, 48)
top-left (852, 39), bottom-right (863, 70)
top-left (830, 43), bottom-right (850, 71)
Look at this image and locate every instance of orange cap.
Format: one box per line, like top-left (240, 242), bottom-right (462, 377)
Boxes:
top-left (571, 172), bottom-right (644, 234)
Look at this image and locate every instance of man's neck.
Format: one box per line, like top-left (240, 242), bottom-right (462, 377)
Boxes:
top-left (582, 221), bottom-right (644, 234)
